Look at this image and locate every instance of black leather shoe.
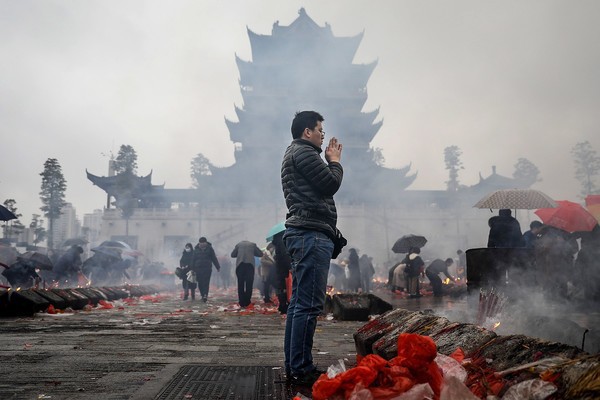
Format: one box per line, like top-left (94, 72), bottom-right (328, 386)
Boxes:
top-left (289, 368), bottom-right (325, 387)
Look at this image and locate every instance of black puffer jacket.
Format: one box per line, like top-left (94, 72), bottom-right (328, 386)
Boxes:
top-left (281, 138), bottom-right (343, 238)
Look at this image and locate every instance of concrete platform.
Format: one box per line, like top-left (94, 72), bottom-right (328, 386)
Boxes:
top-left (0, 287), bottom-right (363, 400)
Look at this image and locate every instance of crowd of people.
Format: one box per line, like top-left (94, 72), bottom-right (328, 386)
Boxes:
top-left (485, 208), bottom-right (600, 300)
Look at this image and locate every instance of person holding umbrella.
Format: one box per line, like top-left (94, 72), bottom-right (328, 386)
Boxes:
top-left (487, 209), bottom-right (524, 248)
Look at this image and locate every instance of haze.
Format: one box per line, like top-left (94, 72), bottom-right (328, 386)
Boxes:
top-left (1, 0), bottom-right (599, 223)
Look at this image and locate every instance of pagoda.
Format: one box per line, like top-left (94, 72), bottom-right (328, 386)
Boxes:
top-left (198, 8), bottom-right (416, 205)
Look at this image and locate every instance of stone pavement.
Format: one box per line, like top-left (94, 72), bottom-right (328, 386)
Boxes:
top-left (1, 284), bottom-right (597, 399)
top-left (0, 287), bottom-right (364, 400)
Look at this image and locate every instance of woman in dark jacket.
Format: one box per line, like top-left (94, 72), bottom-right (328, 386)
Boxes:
top-left (347, 248), bottom-right (361, 292)
top-left (191, 237), bottom-right (221, 302)
top-left (178, 243), bottom-right (195, 300)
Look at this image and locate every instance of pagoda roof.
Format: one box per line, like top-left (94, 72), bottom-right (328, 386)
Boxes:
top-left (467, 166), bottom-right (530, 193)
top-left (236, 56), bottom-right (377, 88)
top-left (247, 8), bottom-right (364, 63)
top-left (86, 170), bottom-right (164, 193)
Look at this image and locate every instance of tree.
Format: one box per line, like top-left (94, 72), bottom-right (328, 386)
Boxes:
top-left (111, 145), bottom-right (140, 236)
top-left (513, 158), bottom-right (541, 186)
top-left (2, 199), bottom-right (25, 239)
top-left (39, 158), bottom-right (67, 249)
top-left (30, 214), bottom-right (47, 245)
top-left (571, 141), bottom-right (600, 197)
top-left (444, 146), bottom-right (464, 191)
top-left (190, 153), bottom-right (214, 188)
top-left (113, 144), bottom-right (138, 174)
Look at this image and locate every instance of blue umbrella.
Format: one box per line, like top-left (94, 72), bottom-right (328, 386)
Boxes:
top-left (266, 221), bottom-right (286, 242)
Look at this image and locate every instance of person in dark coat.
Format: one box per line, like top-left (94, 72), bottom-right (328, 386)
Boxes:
top-left (2, 260), bottom-right (39, 288)
top-left (231, 240), bottom-right (263, 307)
top-left (534, 225), bottom-right (577, 296)
top-left (281, 110), bottom-right (344, 386)
top-left (347, 248), bottom-right (361, 292)
top-left (572, 224), bottom-right (600, 300)
top-left (178, 243), bottom-right (195, 300)
top-left (359, 254), bottom-right (375, 293)
top-left (53, 245), bottom-right (84, 286)
top-left (523, 221), bottom-right (543, 248)
top-left (425, 258), bottom-right (455, 297)
top-left (272, 232), bottom-right (291, 314)
top-left (404, 247), bottom-right (425, 298)
top-left (191, 237), bottom-right (220, 302)
top-left (487, 209), bottom-right (525, 248)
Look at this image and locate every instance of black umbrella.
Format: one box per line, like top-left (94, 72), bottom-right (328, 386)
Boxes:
top-left (0, 205), bottom-right (17, 222)
top-left (62, 238), bottom-right (89, 247)
top-left (99, 240), bottom-right (129, 249)
top-left (17, 251), bottom-right (54, 270)
top-left (91, 246), bottom-right (122, 260)
top-left (392, 234), bottom-right (427, 254)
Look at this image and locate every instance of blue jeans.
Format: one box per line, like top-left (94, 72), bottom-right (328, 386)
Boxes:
top-left (283, 227), bottom-right (333, 376)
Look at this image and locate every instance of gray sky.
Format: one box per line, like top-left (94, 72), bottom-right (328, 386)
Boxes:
top-left (1, 0), bottom-right (599, 223)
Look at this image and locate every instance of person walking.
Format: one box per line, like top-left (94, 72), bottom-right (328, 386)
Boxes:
top-left (177, 243), bottom-right (195, 300)
top-left (425, 258), bottom-right (455, 297)
top-left (191, 237), bottom-right (220, 302)
top-left (281, 110), bottom-right (344, 386)
top-left (231, 240), bottom-right (263, 308)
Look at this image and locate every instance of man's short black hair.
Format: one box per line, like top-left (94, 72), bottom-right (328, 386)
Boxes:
top-left (445, 258), bottom-right (454, 264)
top-left (291, 110), bottom-right (324, 139)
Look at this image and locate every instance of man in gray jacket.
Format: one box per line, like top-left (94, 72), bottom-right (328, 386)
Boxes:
top-left (280, 110), bottom-right (343, 387)
top-left (231, 240), bottom-right (263, 308)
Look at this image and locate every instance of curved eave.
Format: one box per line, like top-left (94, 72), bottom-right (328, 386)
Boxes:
top-left (86, 170), bottom-right (153, 191)
top-left (336, 32), bottom-right (365, 60)
top-left (236, 55), bottom-right (252, 85)
top-left (225, 117), bottom-right (242, 143)
top-left (363, 107), bottom-right (381, 124)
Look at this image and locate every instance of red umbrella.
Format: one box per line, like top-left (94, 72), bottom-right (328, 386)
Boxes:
top-left (535, 200), bottom-right (598, 232)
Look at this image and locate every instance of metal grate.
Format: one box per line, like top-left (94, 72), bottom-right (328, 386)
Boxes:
top-left (155, 365), bottom-right (287, 400)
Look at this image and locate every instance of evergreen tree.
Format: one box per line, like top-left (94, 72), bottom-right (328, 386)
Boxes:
top-left (190, 153), bottom-right (214, 188)
top-left (571, 141), bottom-right (600, 196)
top-left (513, 158), bottom-right (541, 186)
top-left (39, 158), bottom-right (67, 249)
top-left (2, 199), bottom-right (24, 239)
top-left (113, 144), bottom-right (138, 174)
top-left (444, 146), bottom-right (464, 191)
top-left (30, 214), bottom-right (47, 245)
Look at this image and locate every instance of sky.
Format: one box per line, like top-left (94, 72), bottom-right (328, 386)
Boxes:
top-left (1, 0), bottom-right (599, 224)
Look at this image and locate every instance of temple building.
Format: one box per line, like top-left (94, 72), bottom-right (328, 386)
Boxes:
top-left (86, 9), bottom-right (531, 264)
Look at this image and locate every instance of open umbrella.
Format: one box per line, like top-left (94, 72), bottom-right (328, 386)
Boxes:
top-left (585, 194), bottom-right (600, 223)
top-left (99, 240), bottom-right (129, 248)
top-left (61, 238), bottom-right (88, 247)
top-left (535, 200), bottom-right (598, 232)
top-left (266, 221), bottom-right (286, 242)
top-left (17, 251), bottom-right (54, 270)
top-left (392, 234), bottom-right (427, 254)
top-left (91, 246), bottom-right (122, 260)
top-left (474, 188), bottom-right (557, 210)
top-left (0, 205), bottom-right (17, 222)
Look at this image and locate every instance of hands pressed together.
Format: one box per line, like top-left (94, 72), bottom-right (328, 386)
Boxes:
top-left (325, 137), bottom-right (343, 163)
